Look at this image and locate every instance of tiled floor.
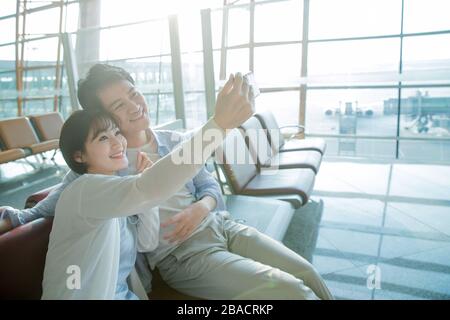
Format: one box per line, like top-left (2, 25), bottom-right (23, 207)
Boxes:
top-left (1, 157), bottom-right (449, 300)
top-left (0, 152), bottom-right (68, 208)
top-left (304, 161), bottom-right (450, 300)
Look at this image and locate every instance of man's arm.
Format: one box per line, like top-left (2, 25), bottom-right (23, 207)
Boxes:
top-left (0, 170), bottom-right (79, 234)
top-left (198, 195), bottom-right (217, 212)
top-left (160, 195), bottom-right (216, 243)
top-left (164, 128), bottom-right (226, 211)
top-left (192, 164), bottom-right (226, 211)
top-left (157, 132), bottom-right (226, 243)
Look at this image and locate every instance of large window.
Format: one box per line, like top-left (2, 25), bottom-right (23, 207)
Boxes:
top-left (308, 0), bottom-right (401, 39)
top-left (403, 0), bottom-right (450, 34)
top-left (93, 17), bottom-right (176, 125)
top-left (306, 88), bottom-right (399, 158)
top-left (213, 0), bottom-right (450, 162)
top-left (1, 0), bottom-right (449, 163)
top-left (0, 1), bottom-right (79, 119)
top-left (307, 39), bottom-right (400, 78)
top-left (398, 87), bottom-right (450, 161)
top-left (254, 0), bottom-right (302, 43)
top-left (257, 91), bottom-right (300, 127)
top-left (402, 34), bottom-right (450, 77)
top-left (85, 3), bottom-right (177, 126)
top-left (254, 44), bottom-right (301, 85)
top-left (227, 6), bottom-right (250, 47)
top-left (212, 0), bottom-right (304, 127)
top-left (0, 44), bottom-right (16, 119)
top-left (95, 0), bottom-right (222, 128)
top-left (179, 13), bottom-right (207, 129)
top-left (306, 0), bottom-right (450, 161)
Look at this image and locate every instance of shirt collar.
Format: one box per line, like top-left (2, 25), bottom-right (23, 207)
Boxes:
top-left (147, 128), bottom-right (170, 157)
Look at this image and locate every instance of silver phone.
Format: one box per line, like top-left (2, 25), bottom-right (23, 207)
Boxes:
top-left (243, 72), bottom-right (260, 98)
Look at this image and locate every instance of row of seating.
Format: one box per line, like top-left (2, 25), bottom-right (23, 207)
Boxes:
top-left (0, 111), bottom-right (326, 299)
top-left (215, 111), bottom-right (326, 209)
top-left (0, 112), bottom-right (64, 165)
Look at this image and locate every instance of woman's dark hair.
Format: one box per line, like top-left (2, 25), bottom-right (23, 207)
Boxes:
top-left (59, 110), bottom-right (119, 174)
top-left (77, 64), bottom-right (135, 112)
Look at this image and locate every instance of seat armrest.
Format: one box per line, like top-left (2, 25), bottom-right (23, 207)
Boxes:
top-left (280, 124), bottom-right (305, 140)
top-left (0, 217), bottom-right (53, 299)
top-left (24, 184), bottom-right (60, 208)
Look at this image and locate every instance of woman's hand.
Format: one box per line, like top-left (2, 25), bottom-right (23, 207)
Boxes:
top-left (160, 197), bottom-right (215, 244)
top-left (213, 73), bottom-right (254, 130)
top-left (135, 151), bottom-right (153, 174)
top-left (0, 208), bottom-right (13, 236)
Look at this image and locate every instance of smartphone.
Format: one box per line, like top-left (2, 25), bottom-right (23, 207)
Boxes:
top-left (243, 72), bottom-right (260, 98)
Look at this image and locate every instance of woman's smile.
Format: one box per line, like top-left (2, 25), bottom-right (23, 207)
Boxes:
top-left (110, 150), bottom-right (125, 160)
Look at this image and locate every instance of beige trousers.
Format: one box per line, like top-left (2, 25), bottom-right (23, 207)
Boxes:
top-left (156, 214), bottom-right (334, 300)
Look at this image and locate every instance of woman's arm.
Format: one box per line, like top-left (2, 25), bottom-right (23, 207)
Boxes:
top-left (77, 72), bottom-right (253, 220)
top-left (0, 171), bottom-right (79, 235)
top-left (77, 117), bottom-right (227, 220)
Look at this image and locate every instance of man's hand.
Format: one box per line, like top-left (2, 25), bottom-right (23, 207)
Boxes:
top-left (0, 207), bottom-right (13, 236)
top-left (213, 73), bottom-right (254, 130)
top-left (135, 151), bottom-right (153, 174)
top-left (161, 196), bottom-right (216, 244)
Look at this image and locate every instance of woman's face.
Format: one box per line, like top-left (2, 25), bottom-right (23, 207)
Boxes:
top-left (77, 124), bottom-right (128, 175)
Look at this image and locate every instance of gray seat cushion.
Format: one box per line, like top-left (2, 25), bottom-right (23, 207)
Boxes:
top-left (225, 195), bottom-right (295, 241)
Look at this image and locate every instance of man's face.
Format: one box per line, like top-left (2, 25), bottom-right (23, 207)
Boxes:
top-left (97, 80), bottom-right (150, 137)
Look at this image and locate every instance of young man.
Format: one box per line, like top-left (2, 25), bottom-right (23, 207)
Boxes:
top-left (0, 64), bottom-right (333, 299)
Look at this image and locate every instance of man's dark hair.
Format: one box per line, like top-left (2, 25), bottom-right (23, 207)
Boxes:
top-left (59, 110), bottom-right (119, 174)
top-left (77, 64), bottom-right (135, 112)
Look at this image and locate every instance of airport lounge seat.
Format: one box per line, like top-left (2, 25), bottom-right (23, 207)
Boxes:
top-left (215, 129), bottom-right (316, 209)
top-left (255, 111), bottom-right (327, 155)
top-left (0, 147), bottom-right (27, 165)
top-left (0, 184), bottom-right (294, 299)
top-left (0, 117), bottom-right (59, 158)
top-left (28, 140), bottom-right (59, 155)
top-left (0, 217), bottom-right (52, 299)
top-left (240, 116), bottom-right (322, 173)
top-left (0, 214), bottom-right (193, 300)
top-left (29, 112), bottom-right (63, 144)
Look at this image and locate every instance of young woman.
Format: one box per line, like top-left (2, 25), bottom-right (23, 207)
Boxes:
top-left (41, 73), bottom-right (250, 299)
